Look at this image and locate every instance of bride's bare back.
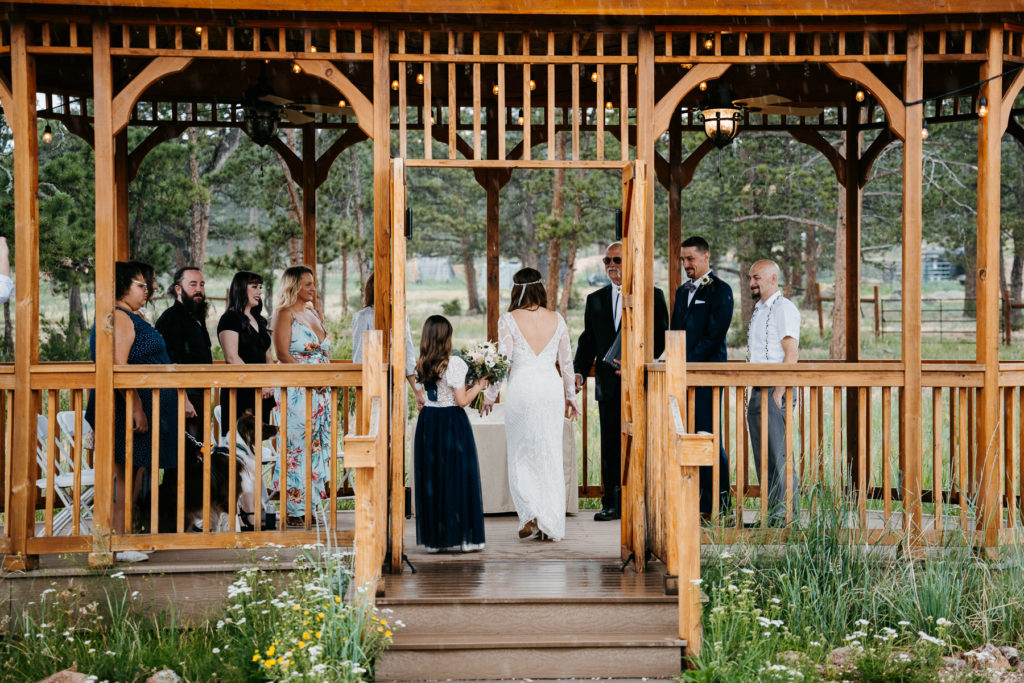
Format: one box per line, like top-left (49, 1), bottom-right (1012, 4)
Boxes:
top-left (510, 307), bottom-right (559, 355)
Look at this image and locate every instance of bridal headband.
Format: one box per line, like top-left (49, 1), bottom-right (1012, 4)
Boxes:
top-left (515, 278), bottom-right (544, 306)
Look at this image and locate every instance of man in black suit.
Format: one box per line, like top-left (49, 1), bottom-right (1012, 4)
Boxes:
top-left (670, 235), bottom-right (734, 517)
top-left (574, 242), bottom-right (668, 521)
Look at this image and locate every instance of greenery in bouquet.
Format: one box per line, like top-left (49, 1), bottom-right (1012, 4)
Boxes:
top-left (456, 341), bottom-right (511, 409)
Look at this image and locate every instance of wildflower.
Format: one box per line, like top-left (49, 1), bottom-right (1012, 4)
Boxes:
top-left (264, 658), bottom-right (276, 667)
top-left (266, 645), bottom-right (276, 657)
top-left (855, 618), bottom-right (869, 626)
top-left (41, 588), bottom-right (57, 596)
top-left (110, 571), bottom-right (126, 579)
top-left (302, 632), bottom-right (311, 640)
top-left (334, 596), bottom-right (342, 603)
top-left (689, 578), bottom-right (703, 586)
top-left (918, 631), bottom-right (946, 647)
top-left (741, 568), bottom-right (755, 575)
top-left (385, 630), bottom-right (393, 637)
top-left (898, 620), bottom-right (911, 627)
top-left (252, 654), bottom-right (260, 662)
top-left (212, 647), bottom-right (220, 654)
top-left (936, 617), bottom-right (951, 627)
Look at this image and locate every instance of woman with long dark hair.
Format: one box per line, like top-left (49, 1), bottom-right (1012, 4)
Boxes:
top-left (481, 267), bottom-right (579, 542)
top-left (217, 270), bottom-right (274, 434)
top-left (413, 315), bottom-right (488, 552)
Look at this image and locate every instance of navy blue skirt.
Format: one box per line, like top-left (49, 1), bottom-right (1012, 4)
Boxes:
top-left (414, 406), bottom-right (485, 549)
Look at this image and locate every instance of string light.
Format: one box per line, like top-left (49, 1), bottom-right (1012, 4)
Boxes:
top-left (978, 96), bottom-right (989, 118)
top-left (310, 45), bottom-right (317, 53)
top-left (492, 84), bottom-right (500, 95)
top-left (194, 26), bottom-right (203, 35)
top-left (704, 35), bottom-right (714, 50)
top-left (292, 63), bottom-right (302, 74)
top-left (855, 90), bottom-right (865, 102)
top-left (921, 127), bottom-right (929, 140)
top-left (699, 81), bottom-right (708, 91)
top-left (42, 124), bottom-right (53, 144)
top-left (529, 79), bottom-right (536, 91)
top-left (605, 101), bottom-right (614, 110)
top-left (590, 72), bottom-right (598, 83)
top-left (682, 63), bottom-right (693, 69)
top-left (337, 99), bottom-right (346, 107)
top-left (391, 79), bottom-right (400, 90)
top-left (517, 110), bottom-right (525, 125)
top-left (416, 73), bottom-right (424, 85)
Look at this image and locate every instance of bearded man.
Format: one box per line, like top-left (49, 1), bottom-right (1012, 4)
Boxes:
top-left (156, 266), bottom-right (210, 438)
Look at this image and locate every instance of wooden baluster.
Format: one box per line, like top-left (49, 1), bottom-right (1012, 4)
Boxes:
top-left (305, 388), bottom-right (314, 528)
top-left (45, 390), bottom-right (58, 536)
top-left (760, 387), bottom-right (768, 528)
top-left (330, 387), bottom-right (338, 531)
top-left (785, 386), bottom-right (794, 526)
top-left (933, 387), bottom-right (943, 532)
top-left (832, 386), bottom-right (842, 489)
top-left (279, 386), bottom-right (288, 531)
top-left (712, 386), bottom-right (720, 519)
top-left (858, 386), bottom-right (868, 528)
top-left (72, 391), bottom-right (84, 535)
top-left (253, 390), bottom-right (262, 533)
top-left (882, 386), bottom-right (892, 522)
top-left (735, 386), bottom-right (745, 529)
top-left (176, 389), bottom-right (185, 534)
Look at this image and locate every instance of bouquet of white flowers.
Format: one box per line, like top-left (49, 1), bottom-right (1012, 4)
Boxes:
top-left (456, 341), bottom-right (511, 409)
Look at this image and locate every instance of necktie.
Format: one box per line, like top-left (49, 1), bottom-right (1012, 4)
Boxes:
top-left (613, 286), bottom-right (621, 329)
top-left (683, 280), bottom-right (697, 293)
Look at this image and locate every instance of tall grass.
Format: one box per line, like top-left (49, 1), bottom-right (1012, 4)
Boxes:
top-left (687, 485), bottom-right (1024, 681)
top-left (0, 545), bottom-right (394, 682)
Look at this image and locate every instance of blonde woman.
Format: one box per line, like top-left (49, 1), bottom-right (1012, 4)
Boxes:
top-left (270, 265), bottom-right (332, 526)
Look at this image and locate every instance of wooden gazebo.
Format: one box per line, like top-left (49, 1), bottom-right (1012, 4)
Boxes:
top-left (2, 0), bottom-right (1024, 664)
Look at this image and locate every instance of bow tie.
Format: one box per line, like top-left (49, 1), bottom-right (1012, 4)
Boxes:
top-left (683, 280), bottom-right (697, 293)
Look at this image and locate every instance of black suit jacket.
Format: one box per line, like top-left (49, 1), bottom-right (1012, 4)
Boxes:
top-left (574, 285), bottom-right (668, 402)
top-left (669, 272), bottom-right (733, 363)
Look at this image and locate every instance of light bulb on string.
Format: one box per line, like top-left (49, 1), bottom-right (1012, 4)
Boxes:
top-left (492, 84), bottom-right (500, 95)
top-left (292, 63), bottom-right (302, 74)
top-left (338, 99), bottom-right (346, 107)
top-left (921, 127), bottom-right (929, 140)
top-left (704, 35), bottom-right (714, 50)
top-left (194, 26), bottom-right (203, 35)
top-left (416, 73), bottom-right (425, 85)
top-left (529, 79), bottom-right (536, 91)
top-left (978, 97), bottom-right (989, 118)
top-left (590, 72), bottom-right (598, 83)
top-left (42, 124), bottom-right (53, 144)
top-left (391, 79), bottom-right (400, 90)
top-left (855, 90), bottom-right (865, 103)
top-left (699, 81), bottom-right (708, 92)
top-left (605, 101), bottom-right (614, 110)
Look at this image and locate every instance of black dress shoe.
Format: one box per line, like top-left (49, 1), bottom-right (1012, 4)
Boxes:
top-left (594, 507), bottom-right (621, 521)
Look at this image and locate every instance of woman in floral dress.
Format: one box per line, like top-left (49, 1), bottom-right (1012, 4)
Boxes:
top-left (270, 265), bottom-right (332, 526)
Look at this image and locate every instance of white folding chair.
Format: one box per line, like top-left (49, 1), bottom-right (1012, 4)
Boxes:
top-left (36, 414), bottom-right (95, 535)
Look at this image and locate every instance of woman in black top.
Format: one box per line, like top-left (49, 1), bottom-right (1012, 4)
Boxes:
top-left (217, 271), bottom-right (275, 435)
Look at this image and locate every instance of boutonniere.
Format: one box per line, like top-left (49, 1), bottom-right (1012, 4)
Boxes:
top-left (698, 273), bottom-right (713, 289)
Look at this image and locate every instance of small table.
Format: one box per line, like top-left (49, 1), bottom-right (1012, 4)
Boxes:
top-left (410, 403), bottom-right (578, 515)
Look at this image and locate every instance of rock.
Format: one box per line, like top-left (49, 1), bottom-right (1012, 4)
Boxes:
top-left (145, 671), bottom-right (182, 683)
top-left (964, 644), bottom-right (1011, 671)
top-left (36, 672), bottom-right (90, 683)
top-left (827, 646), bottom-right (857, 669)
top-left (1000, 646), bottom-right (1020, 665)
top-left (940, 656), bottom-right (966, 671)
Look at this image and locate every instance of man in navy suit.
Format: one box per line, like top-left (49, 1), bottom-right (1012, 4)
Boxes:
top-left (574, 242), bottom-right (668, 521)
top-left (670, 235), bottom-right (733, 517)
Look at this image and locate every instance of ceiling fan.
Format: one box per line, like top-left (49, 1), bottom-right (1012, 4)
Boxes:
top-left (240, 69), bottom-right (354, 145)
top-left (731, 94), bottom-right (824, 118)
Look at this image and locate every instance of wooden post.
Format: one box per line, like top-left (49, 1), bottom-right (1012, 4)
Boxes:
top-left (389, 159), bottom-right (407, 573)
top-left (351, 330), bottom-right (384, 596)
top-left (666, 332), bottom-right (713, 657)
top-left (901, 27), bottom-right (924, 547)
top-left (620, 25), bottom-right (657, 571)
top-left (372, 25), bottom-right (392, 358)
top-left (486, 171), bottom-right (500, 341)
top-left (845, 100), bottom-right (863, 492)
top-left (114, 130), bottom-right (130, 260)
top-left (4, 19), bottom-right (40, 571)
top-left (668, 107), bottom-right (682, 312)
top-left (302, 124), bottom-right (318, 276)
top-left (976, 26), bottom-right (1003, 554)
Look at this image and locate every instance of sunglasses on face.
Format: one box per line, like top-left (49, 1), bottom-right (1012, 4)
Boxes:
top-left (132, 279), bottom-right (150, 291)
top-left (602, 257), bottom-right (622, 265)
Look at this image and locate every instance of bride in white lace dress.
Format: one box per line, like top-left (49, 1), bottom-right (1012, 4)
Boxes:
top-left (483, 268), bottom-right (579, 541)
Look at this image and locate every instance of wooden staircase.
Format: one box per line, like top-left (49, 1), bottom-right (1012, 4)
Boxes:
top-left (375, 558), bottom-right (685, 681)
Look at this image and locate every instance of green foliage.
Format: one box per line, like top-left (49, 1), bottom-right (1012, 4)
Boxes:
top-left (441, 298), bottom-right (462, 316)
top-left (0, 548), bottom-right (394, 682)
top-left (38, 317), bottom-right (91, 362)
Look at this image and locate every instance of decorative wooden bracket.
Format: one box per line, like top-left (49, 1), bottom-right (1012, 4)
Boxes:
top-left (294, 58), bottom-right (374, 139)
top-left (127, 123), bottom-right (190, 181)
top-left (826, 62), bottom-right (906, 142)
top-left (112, 57), bottom-right (193, 136)
top-left (653, 63), bottom-right (731, 138)
top-left (1000, 66), bottom-right (1024, 136)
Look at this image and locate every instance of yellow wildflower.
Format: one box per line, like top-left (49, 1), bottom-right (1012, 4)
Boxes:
top-left (266, 645), bottom-right (276, 657)
top-left (302, 632), bottom-right (311, 640)
top-left (304, 610), bottom-right (310, 615)
top-left (298, 641), bottom-right (306, 649)
top-left (265, 658), bottom-right (277, 668)
top-left (292, 605), bottom-right (300, 611)
top-left (251, 654), bottom-right (260, 663)
top-left (386, 630), bottom-right (393, 637)
top-left (315, 631), bottom-right (322, 639)
top-left (334, 596), bottom-right (342, 603)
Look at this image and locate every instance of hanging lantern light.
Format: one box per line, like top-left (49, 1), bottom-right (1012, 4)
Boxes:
top-left (242, 82), bottom-right (280, 147)
top-left (697, 81), bottom-right (744, 148)
top-left (978, 96), bottom-right (989, 118)
top-left (42, 124), bottom-right (53, 144)
top-left (855, 90), bottom-right (866, 103)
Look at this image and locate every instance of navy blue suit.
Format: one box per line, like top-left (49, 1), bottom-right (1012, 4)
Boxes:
top-left (670, 272), bottom-right (733, 515)
top-left (575, 285), bottom-right (668, 510)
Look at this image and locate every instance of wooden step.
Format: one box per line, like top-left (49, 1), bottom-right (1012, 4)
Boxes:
top-left (375, 636), bottom-right (685, 681)
top-left (379, 598), bottom-right (677, 637)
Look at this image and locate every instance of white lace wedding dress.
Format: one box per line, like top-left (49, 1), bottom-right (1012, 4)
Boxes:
top-left (487, 311), bottom-right (578, 541)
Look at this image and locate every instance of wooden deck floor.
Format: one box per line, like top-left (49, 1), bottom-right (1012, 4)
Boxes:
top-left (391, 512), bottom-right (669, 601)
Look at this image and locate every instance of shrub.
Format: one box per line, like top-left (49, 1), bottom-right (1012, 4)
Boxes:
top-left (441, 298), bottom-right (462, 316)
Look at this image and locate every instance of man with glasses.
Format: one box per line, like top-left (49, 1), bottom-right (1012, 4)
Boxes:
top-left (670, 235), bottom-right (733, 519)
top-left (574, 242), bottom-right (668, 521)
top-left (155, 267), bottom-right (209, 438)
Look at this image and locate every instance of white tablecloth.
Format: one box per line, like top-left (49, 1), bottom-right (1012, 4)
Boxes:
top-left (410, 403), bottom-right (577, 515)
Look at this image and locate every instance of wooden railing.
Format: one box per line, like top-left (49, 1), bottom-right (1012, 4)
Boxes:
top-left (1, 353), bottom-right (382, 566)
top-left (645, 359), bottom-right (1024, 548)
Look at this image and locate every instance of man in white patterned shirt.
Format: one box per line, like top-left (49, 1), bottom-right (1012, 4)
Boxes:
top-left (746, 259), bottom-right (800, 526)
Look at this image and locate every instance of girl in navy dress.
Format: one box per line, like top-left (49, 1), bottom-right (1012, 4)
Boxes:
top-left (414, 315), bottom-right (488, 552)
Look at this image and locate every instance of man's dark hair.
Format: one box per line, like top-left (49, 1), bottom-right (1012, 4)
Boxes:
top-left (681, 236), bottom-right (710, 254)
top-left (172, 266), bottom-right (201, 295)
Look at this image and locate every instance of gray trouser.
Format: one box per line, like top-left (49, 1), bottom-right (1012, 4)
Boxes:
top-left (746, 387), bottom-right (799, 524)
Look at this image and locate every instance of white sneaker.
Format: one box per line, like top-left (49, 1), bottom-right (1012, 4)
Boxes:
top-left (460, 542), bottom-right (484, 552)
top-left (115, 550), bottom-right (150, 563)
